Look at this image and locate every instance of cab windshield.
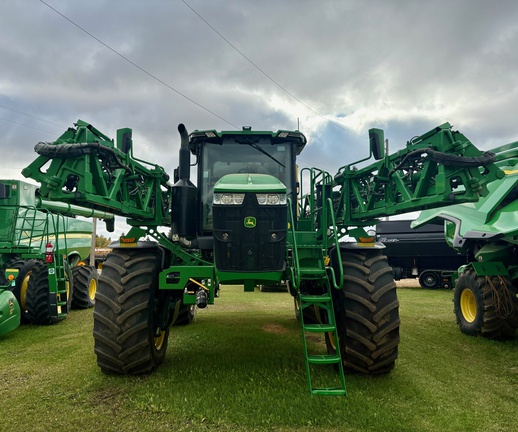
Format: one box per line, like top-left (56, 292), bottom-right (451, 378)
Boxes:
top-left (200, 140), bottom-right (293, 231)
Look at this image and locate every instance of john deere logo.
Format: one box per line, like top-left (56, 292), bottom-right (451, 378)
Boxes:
top-left (244, 216), bottom-right (256, 228)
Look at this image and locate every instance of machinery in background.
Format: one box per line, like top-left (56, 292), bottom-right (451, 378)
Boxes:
top-left (376, 219), bottom-right (468, 289)
top-left (0, 179), bottom-right (112, 336)
top-left (413, 140), bottom-right (518, 339)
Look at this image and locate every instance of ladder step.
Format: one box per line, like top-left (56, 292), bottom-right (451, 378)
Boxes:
top-left (307, 354), bottom-right (341, 365)
top-left (300, 294), bottom-right (331, 303)
top-left (312, 388), bottom-right (346, 396)
top-left (304, 323), bottom-right (335, 333)
top-left (300, 267), bottom-right (325, 276)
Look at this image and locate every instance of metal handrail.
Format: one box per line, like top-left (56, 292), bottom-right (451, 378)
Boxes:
top-left (286, 198), bottom-right (300, 290)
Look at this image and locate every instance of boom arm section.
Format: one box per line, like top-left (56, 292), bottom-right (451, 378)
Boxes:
top-left (334, 123), bottom-right (504, 226)
top-left (300, 123), bottom-right (505, 235)
top-left (22, 120), bottom-right (171, 226)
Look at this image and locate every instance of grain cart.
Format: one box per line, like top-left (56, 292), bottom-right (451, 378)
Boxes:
top-left (0, 179), bottom-right (112, 335)
top-left (21, 120), bottom-right (503, 395)
top-left (375, 219), bottom-right (468, 288)
top-left (412, 140), bottom-right (518, 339)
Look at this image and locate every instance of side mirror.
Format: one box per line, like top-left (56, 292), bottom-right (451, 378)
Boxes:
top-left (369, 128), bottom-right (385, 160)
top-left (117, 128), bottom-right (133, 154)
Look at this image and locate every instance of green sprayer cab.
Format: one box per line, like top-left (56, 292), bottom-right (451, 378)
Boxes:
top-left (0, 179), bottom-right (112, 336)
top-left (21, 119), bottom-right (504, 394)
top-left (413, 141), bottom-right (518, 339)
top-left (178, 127), bottom-right (305, 290)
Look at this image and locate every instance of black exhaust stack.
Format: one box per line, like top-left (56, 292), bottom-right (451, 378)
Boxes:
top-left (177, 124), bottom-right (191, 181)
top-left (171, 124), bottom-right (197, 240)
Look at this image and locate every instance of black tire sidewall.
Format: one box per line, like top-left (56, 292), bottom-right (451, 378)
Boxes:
top-left (93, 248), bottom-right (168, 374)
top-left (331, 248), bottom-right (399, 374)
top-left (9, 259), bottom-right (38, 319)
top-left (453, 270), bottom-right (484, 335)
top-left (419, 271), bottom-right (440, 289)
top-left (71, 265), bottom-right (97, 309)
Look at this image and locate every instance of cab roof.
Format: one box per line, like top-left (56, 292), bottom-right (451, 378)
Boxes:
top-left (188, 127), bottom-right (307, 155)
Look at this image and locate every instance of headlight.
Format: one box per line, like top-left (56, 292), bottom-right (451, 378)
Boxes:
top-left (256, 193), bottom-right (287, 205)
top-left (213, 193), bottom-right (245, 205)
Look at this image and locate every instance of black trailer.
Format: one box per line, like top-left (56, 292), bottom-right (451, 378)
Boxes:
top-left (376, 220), bottom-right (469, 289)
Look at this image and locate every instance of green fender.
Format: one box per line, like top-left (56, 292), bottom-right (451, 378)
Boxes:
top-left (0, 290), bottom-right (21, 336)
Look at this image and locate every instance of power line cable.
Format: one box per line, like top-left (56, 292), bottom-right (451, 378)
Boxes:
top-left (181, 0), bottom-right (363, 139)
top-left (0, 116), bottom-right (58, 135)
top-left (39, 0), bottom-right (240, 129)
top-left (0, 103), bottom-right (68, 130)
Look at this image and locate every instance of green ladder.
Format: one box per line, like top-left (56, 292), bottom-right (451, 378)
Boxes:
top-left (299, 289), bottom-right (346, 396)
top-left (295, 232), bottom-right (346, 396)
top-left (47, 262), bottom-right (69, 320)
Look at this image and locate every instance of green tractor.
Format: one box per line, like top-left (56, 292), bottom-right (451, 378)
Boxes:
top-left (0, 179), bottom-right (112, 336)
top-left (21, 120), bottom-right (504, 394)
top-left (413, 141), bottom-right (518, 339)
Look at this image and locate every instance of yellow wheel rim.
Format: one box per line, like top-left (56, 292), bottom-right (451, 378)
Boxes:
top-left (154, 330), bottom-right (166, 350)
top-left (460, 288), bottom-right (477, 323)
top-left (20, 271), bottom-right (32, 311)
top-left (89, 278), bottom-right (97, 301)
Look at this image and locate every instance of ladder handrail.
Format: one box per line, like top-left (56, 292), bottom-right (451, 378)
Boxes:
top-left (287, 198), bottom-right (300, 290)
top-left (298, 167), bottom-right (343, 290)
top-left (325, 197), bottom-right (343, 290)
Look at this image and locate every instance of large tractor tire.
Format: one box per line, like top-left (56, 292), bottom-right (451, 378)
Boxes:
top-left (25, 260), bottom-right (72, 325)
top-left (329, 249), bottom-right (400, 374)
top-left (93, 248), bottom-right (169, 375)
top-left (7, 258), bottom-right (38, 323)
top-left (454, 269), bottom-right (518, 340)
top-left (71, 265), bottom-right (97, 309)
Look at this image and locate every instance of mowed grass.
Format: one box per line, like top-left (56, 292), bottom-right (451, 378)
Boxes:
top-left (1, 285), bottom-right (516, 432)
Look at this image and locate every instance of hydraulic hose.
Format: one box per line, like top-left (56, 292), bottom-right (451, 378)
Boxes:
top-left (388, 149), bottom-right (495, 178)
top-left (34, 142), bottom-right (133, 174)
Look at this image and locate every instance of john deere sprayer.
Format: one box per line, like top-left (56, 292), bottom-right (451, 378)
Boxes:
top-left (0, 179), bottom-right (112, 336)
top-left (413, 140), bottom-right (518, 340)
top-left (21, 120), bottom-right (504, 395)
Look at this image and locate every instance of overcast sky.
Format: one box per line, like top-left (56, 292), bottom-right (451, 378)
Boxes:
top-left (1, 0), bottom-right (518, 237)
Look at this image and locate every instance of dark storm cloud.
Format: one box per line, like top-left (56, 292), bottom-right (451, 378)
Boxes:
top-left (1, 0), bottom-right (518, 182)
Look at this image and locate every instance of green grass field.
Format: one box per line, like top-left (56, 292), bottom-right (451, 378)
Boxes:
top-left (1, 285), bottom-right (516, 432)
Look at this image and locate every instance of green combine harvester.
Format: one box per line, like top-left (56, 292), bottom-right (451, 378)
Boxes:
top-left (0, 179), bottom-right (112, 336)
top-left (413, 141), bottom-right (518, 339)
top-left (20, 119), bottom-right (504, 395)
